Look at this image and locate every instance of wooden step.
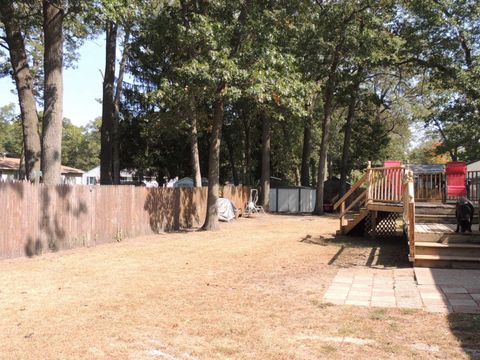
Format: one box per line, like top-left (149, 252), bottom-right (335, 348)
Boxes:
top-left (415, 254), bottom-right (480, 261)
top-left (415, 232), bottom-right (480, 243)
top-left (415, 214), bottom-right (458, 224)
top-left (415, 203), bottom-right (478, 216)
top-left (341, 208), bottom-right (368, 235)
top-left (415, 241), bottom-right (480, 248)
top-left (415, 207), bottom-right (456, 215)
top-left (416, 244), bottom-right (480, 258)
top-left (414, 254), bottom-right (480, 269)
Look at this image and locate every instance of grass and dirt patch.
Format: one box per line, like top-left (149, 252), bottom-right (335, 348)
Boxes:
top-left (0, 214), bottom-right (478, 359)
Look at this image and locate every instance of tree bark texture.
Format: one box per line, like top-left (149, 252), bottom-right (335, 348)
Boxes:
top-left (300, 118), bottom-right (312, 187)
top-left (339, 77), bottom-right (361, 197)
top-left (314, 52), bottom-right (340, 215)
top-left (100, 21), bottom-right (117, 185)
top-left (0, 1), bottom-right (41, 180)
top-left (113, 29), bottom-right (129, 185)
top-left (224, 127), bottom-right (239, 186)
top-left (260, 114), bottom-right (271, 210)
top-left (189, 98), bottom-right (202, 187)
top-left (202, 96), bottom-right (224, 230)
top-left (41, 0), bottom-right (64, 185)
top-left (243, 117), bottom-right (251, 185)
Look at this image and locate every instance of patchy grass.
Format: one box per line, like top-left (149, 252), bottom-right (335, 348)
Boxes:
top-left (0, 214), bottom-right (477, 359)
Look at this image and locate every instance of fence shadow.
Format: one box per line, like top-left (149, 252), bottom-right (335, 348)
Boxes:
top-left (144, 188), bottom-right (177, 232)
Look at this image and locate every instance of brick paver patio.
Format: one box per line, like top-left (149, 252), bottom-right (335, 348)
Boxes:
top-left (323, 267), bottom-right (480, 314)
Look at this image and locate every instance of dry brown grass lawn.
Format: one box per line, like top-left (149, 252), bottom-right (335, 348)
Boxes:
top-left (0, 214), bottom-right (479, 359)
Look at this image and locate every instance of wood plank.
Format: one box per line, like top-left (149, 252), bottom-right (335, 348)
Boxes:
top-left (342, 209), bottom-right (369, 234)
top-left (367, 203), bottom-right (404, 213)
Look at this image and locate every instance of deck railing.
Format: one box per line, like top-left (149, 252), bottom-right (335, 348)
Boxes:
top-left (467, 171), bottom-right (480, 202)
top-left (414, 172), bottom-right (444, 202)
top-left (368, 166), bottom-right (405, 203)
top-left (413, 170), bottom-right (480, 202)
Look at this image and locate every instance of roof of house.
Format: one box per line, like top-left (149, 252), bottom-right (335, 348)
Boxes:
top-left (0, 157), bottom-right (84, 175)
top-left (407, 164), bottom-right (445, 174)
top-left (468, 160), bottom-right (480, 171)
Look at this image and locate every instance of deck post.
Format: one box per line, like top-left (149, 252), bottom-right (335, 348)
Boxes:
top-left (340, 202), bottom-right (345, 228)
top-left (367, 161), bottom-right (372, 205)
top-left (403, 170), bottom-right (415, 261)
top-left (371, 210), bottom-right (377, 239)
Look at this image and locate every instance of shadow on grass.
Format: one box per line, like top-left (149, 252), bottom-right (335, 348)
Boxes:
top-left (448, 314), bottom-right (480, 359)
top-left (300, 232), bottom-right (411, 269)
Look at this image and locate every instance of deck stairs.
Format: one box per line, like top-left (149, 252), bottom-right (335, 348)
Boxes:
top-left (413, 204), bottom-right (480, 268)
top-left (339, 208), bottom-right (368, 235)
top-left (339, 206), bottom-right (400, 236)
top-left (414, 213), bottom-right (480, 268)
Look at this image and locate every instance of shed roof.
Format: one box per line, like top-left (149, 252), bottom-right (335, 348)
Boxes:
top-left (407, 164), bottom-right (445, 174)
top-left (468, 160), bottom-right (480, 172)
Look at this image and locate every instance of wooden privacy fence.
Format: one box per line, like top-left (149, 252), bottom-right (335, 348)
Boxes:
top-left (0, 183), bottom-right (250, 259)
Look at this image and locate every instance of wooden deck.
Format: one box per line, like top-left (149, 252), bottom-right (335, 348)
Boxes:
top-left (334, 164), bottom-right (480, 268)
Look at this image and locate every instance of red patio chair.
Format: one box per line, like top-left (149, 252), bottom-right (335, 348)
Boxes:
top-left (446, 161), bottom-right (467, 197)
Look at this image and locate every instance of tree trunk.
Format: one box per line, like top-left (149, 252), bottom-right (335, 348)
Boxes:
top-left (243, 117), bottom-right (251, 185)
top-left (300, 117), bottom-right (312, 187)
top-left (224, 127), bottom-right (239, 186)
top-left (189, 98), bottom-right (202, 187)
top-left (339, 84), bottom-right (360, 196)
top-left (260, 114), bottom-right (271, 210)
top-left (100, 21), bottom-right (117, 185)
top-left (113, 29), bottom-right (130, 185)
top-left (41, 0), bottom-right (64, 185)
top-left (202, 95), bottom-right (224, 230)
top-left (0, 1), bottom-right (41, 181)
top-left (310, 158), bottom-right (316, 187)
top-left (314, 52), bottom-right (340, 215)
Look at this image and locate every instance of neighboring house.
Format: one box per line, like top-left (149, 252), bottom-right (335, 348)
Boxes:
top-left (468, 160), bottom-right (480, 172)
top-left (82, 166), bottom-right (135, 185)
top-left (173, 177), bottom-right (208, 187)
top-left (0, 157), bottom-right (84, 184)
